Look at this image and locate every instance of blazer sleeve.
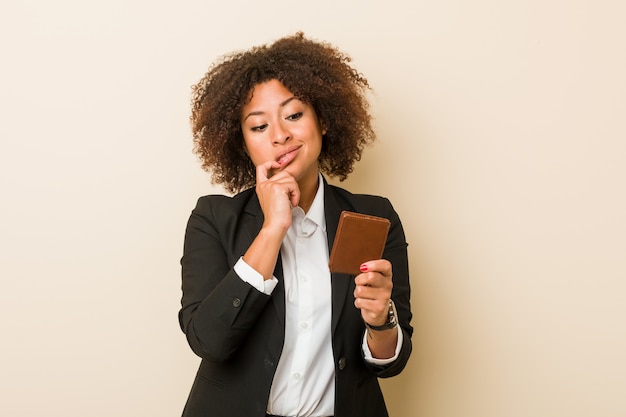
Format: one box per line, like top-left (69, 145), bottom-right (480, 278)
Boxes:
top-left (363, 198), bottom-right (413, 378)
top-left (178, 195), bottom-right (272, 362)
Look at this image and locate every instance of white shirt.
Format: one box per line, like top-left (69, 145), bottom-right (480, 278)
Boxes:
top-left (234, 174), bottom-right (402, 416)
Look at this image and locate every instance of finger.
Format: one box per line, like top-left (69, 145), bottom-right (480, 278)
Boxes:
top-left (354, 280), bottom-right (392, 300)
top-left (255, 171), bottom-right (301, 214)
top-left (359, 259), bottom-right (392, 278)
top-left (354, 296), bottom-right (388, 312)
top-left (288, 182), bottom-right (300, 207)
top-left (256, 160), bottom-right (282, 183)
top-left (355, 271), bottom-right (392, 290)
top-left (262, 170), bottom-right (300, 208)
top-left (354, 271), bottom-right (392, 288)
top-left (354, 297), bottom-right (390, 326)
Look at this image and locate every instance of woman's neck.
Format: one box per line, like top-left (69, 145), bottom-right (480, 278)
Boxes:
top-left (297, 172), bottom-right (320, 213)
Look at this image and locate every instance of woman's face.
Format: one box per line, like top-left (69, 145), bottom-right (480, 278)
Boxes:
top-left (240, 79), bottom-right (325, 185)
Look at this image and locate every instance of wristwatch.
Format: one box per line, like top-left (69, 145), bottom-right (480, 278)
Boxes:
top-left (365, 299), bottom-right (398, 331)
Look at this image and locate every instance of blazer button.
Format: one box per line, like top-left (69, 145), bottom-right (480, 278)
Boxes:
top-left (338, 357), bottom-right (347, 370)
top-left (232, 297), bottom-right (241, 308)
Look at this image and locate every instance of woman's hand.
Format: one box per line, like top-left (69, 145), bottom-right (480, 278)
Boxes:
top-left (354, 259), bottom-right (398, 359)
top-left (255, 161), bottom-right (300, 235)
top-left (243, 161), bottom-right (299, 281)
top-left (354, 259), bottom-right (393, 326)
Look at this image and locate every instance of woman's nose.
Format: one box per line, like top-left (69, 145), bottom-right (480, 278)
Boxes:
top-left (272, 122), bottom-right (290, 144)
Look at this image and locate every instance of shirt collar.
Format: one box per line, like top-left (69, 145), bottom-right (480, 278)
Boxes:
top-left (308, 172), bottom-right (326, 232)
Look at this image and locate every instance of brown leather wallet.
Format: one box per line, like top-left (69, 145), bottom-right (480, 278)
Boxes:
top-left (328, 211), bottom-right (390, 275)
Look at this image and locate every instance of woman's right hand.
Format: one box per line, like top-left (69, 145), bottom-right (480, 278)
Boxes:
top-left (242, 161), bottom-right (299, 281)
top-left (255, 160), bottom-right (300, 235)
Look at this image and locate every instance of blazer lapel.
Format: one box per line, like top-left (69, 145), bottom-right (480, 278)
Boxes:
top-left (323, 179), bottom-right (354, 335)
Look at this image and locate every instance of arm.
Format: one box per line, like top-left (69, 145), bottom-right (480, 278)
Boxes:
top-left (179, 163), bottom-right (300, 362)
top-left (179, 196), bottom-right (273, 362)
top-left (357, 199), bottom-right (413, 377)
top-left (243, 161), bottom-right (299, 279)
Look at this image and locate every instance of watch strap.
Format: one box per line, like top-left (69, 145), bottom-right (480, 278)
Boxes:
top-left (365, 299), bottom-right (398, 331)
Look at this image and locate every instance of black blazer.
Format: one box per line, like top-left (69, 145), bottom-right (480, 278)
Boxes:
top-left (179, 178), bottom-right (412, 417)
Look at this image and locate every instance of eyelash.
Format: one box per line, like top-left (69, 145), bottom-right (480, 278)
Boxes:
top-left (250, 124), bottom-right (268, 132)
top-left (287, 112), bottom-right (303, 121)
top-left (250, 112), bottom-right (303, 132)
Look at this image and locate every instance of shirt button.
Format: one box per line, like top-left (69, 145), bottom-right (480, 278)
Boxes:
top-left (300, 322), bottom-right (309, 329)
top-left (338, 357), bottom-right (347, 370)
top-left (232, 298), bottom-right (241, 308)
top-left (293, 373), bottom-right (301, 380)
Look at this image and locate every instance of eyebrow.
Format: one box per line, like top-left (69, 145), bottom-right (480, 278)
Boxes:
top-left (243, 96), bottom-right (297, 121)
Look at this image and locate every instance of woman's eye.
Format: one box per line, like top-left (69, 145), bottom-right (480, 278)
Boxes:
top-left (251, 123), bottom-right (268, 132)
top-left (286, 112), bottom-right (303, 121)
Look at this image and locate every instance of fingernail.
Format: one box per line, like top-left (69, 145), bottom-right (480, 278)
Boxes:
top-left (360, 264), bottom-right (368, 272)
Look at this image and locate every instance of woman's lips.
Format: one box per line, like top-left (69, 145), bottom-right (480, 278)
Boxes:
top-left (276, 146), bottom-right (301, 166)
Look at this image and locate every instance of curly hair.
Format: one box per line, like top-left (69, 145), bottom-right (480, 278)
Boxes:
top-left (190, 32), bottom-right (375, 193)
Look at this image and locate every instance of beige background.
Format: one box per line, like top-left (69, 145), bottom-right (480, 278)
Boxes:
top-left (1, 1), bottom-right (625, 416)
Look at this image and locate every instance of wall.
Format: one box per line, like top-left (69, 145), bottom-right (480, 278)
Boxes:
top-left (1, 1), bottom-right (624, 416)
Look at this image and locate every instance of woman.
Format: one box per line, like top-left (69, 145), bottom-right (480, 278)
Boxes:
top-left (179, 32), bottom-right (412, 417)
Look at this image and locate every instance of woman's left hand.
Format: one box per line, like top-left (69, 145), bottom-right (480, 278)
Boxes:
top-left (353, 259), bottom-right (393, 326)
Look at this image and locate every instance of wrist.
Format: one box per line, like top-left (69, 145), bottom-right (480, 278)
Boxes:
top-left (258, 223), bottom-right (288, 243)
top-left (365, 299), bottom-right (398, 331)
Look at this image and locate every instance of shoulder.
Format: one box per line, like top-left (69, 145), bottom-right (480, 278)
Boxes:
top-left (192, 188), bottom-right (258, 220)
top-left (326, 183), bottom-right (395, 217)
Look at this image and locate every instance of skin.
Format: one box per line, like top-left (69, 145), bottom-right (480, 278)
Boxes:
top-left (240, 79), bottom-right (398, 359)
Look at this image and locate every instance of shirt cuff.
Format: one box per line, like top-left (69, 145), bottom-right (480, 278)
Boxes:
top-left (362, 324), bottom-right (403, 365)
top-left (233, 257), bottom-right (278, 295)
